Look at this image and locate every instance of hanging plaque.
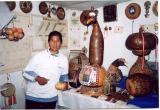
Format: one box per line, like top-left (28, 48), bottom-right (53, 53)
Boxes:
top-left (103, 5), bottom-right (117, 22)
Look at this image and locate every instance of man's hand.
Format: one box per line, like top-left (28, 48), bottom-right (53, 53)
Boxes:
top-left (35, 76), bottom-right (49, 85)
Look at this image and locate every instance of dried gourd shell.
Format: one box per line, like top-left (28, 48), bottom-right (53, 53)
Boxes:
top-left (6, 28), bottom-right (13, 35)
top-left (12, 27), bottom-right (18, 32)
top-left (17, 28), bottom-right (23, 33)
top-left (8, 34), bottom-right (14, 41)
top-left (55, 82), bottom-right (68, 91)
top-left (18, 32), bottom-right (24, 39)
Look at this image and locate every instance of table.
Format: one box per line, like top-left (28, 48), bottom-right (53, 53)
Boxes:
top-left (58, 76), bottom-right (159, 108)
top-left (57, 88), bottom-right (138, 109)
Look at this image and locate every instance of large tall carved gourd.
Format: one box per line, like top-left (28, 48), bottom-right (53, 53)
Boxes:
top-left (80, 9), bottom-right (104, 66)
top-left (89, 20), bottom-right (104, 66)
top-left (79, 8), bottom-right (106, 96)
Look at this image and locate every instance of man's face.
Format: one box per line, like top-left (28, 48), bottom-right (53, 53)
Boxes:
top-left (49, 36), bottom-right (61, 53)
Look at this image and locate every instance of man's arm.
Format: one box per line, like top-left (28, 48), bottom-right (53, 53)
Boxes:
top-left (23, 71), bottom-right (38, 82)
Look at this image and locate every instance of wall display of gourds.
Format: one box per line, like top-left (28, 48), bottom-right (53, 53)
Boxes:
top-left (5, 1), bottom-right (66, 20)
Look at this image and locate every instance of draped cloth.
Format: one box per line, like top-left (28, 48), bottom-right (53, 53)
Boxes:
top-left (4, 93), bottom-right (17, 106)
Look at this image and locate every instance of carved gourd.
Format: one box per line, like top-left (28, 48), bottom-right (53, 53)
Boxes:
top-left (79, 9), bottom-right (106, 96)
top-left (79, 65), bottom-right (106, 87)
top-left (125, 27), bottom-right (158, 77)
top-left (69, 52), bottom-right (89, 88)
top-left (126, 73), bottom-right (153, 96)
top-left (80, 9), bottom-right (104, 66)
top-left (89, 21), bottom-right (104, 66)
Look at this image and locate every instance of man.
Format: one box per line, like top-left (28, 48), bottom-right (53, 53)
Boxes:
top-left (23, 31), bottom-right (68, 109)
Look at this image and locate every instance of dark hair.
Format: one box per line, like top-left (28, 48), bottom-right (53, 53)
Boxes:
top-left (48, 31), bottom-right (63, 43)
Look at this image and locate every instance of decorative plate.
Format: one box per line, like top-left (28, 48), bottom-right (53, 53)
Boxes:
top-left (6, 1), bottom-right (16, 11)
top-left (125, 3), bottom-right (141, 20)
top-left (56, 7), bottom-right (65, 20)
top-left (153, 1), bottom-right (158, 16)
top-left (39, 2), bottom-right (48, 15)
top-left (1, 83), bottom-right (15, 97)
top-left (19, 1), bottom-right (32, 13)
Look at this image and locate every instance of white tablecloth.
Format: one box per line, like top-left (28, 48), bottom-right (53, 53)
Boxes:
top-left (57, 88), bottom-right (138, 109)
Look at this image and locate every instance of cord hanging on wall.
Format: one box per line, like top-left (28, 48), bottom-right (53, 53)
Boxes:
top-left (131, 20), bottom-right (134, 34)
top-left (47, 5), bottom-right (51, 18)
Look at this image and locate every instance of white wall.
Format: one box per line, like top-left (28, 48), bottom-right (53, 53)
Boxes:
top-left (0, 0), bottom-right (158, 109)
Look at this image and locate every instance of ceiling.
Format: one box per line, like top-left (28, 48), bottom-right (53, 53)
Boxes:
top-left (48, 0), bottom-right (130, 11)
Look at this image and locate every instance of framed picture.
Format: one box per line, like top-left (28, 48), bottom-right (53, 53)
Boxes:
top-left (103, 5), bottom-right (117, 22)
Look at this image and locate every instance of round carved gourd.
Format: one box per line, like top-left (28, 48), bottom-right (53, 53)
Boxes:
top-left (80, 10), bottom-right (91, 26)
top-left (125, 27), bottom-right (158, 76)
top-left (126, 73), bottom-right (153, 96)
top-left (125, 32), bottom-right (158, 56)
top-left (56, 7), bottom-right (65, 20)
top-left (79, 65), bottom-right (106, 87)
top-left (39, 2), bottom-right (48, 15)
